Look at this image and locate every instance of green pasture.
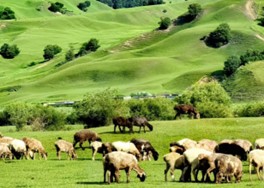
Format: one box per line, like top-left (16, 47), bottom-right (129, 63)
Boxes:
top-left (1, 118), bottom-right (264, 187)
top-left (0, 0), bottom-right (263, 105)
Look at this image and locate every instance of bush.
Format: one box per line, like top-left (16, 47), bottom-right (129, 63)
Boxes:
top-left (223, 56), bottom-right (241, 77)
top-left (43, 44), bottom-right (62, 60)
top-left (127, 98), bottom-right (175, 120)
top-left (0, 43), bottom-right (20, 59)
top-left (48, 2), bottom-right (64, 13)
top-left (77, 38), bottom-right (100, 57)
top-left (205, 23), bottom-right (231, 48)
top-left (158, 17), bottom-right (171, 30)
top-left (175, 77), bottom-right (232, 118)
top-left (0, 7), bottom-right (16, 20)
top-left (234, 102), bottom-right (264, 117)
top-left (77, 1), bottom-right (91, 12)
top-left (65, 47), bottom-right (75, 62)
top-left (188, 3), bottom-right (202, 19)
top-left (73, 89), bottom-right (129, 128)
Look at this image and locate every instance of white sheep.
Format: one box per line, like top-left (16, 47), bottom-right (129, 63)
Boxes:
top-left (111, 141), bottom-right (142, 161)
top-left (197, 139), bottom-right (218, 152)
top-left (254, 138), bottom-right (264, 149)
top-left (163, 152), bottom-right (185, 181)
top-left (8, 139), bottom-right (27, 160)
top-left (249, 149), bottom-right (264, 180)
top-left (0, 136), bottom-right (14, 144)
top-left (54, 139), bottom-right (77, 160)
top-left (90, 141), bottom-right (103, 161)
top-left (22, 137), bottom-right (47, 160)
top-left (103, 151), bottom-right (146, 184)
top-left (182, 147), bottom-right (212, 182)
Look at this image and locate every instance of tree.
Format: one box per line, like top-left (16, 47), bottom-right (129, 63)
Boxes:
top-left (0, 7), bottom-right (16, 20)
top-left (205, 23), bottom-right (231, 48)
top-left (77, 38), bottom-right (100, 57)
top-left (188, 3), bottom-right (202, 19)
top-left (158, 17), bottom-right (171, 30)
top-left (0, 43), bottom-right (20, 59)
top-left (223, 56), bottom-right (241, 77)
top-left (77, 1), bottom-right (91, 12)
top-left (65, 47), bottom-right (74, 62)
top-left (43, 44), bottom-right (62, 60)
top-left (175, 77), bottom-right (232, 118)
top-left (48, 2), bottom-right (64, 13)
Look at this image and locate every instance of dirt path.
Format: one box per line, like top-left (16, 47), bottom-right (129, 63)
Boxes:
top-left (245, 0), bottom-right (257, 20)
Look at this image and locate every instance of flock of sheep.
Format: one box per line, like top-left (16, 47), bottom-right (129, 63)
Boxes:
top-left (2, 129), bottom-right (264, 184)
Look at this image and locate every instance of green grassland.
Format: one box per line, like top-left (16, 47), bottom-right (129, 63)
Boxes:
top-left (0, 0), bottom-right (263, 105)
top-left (1, 118), bottom-right (264, 187)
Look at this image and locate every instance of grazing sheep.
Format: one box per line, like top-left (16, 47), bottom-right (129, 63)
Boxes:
top-left (112, 141), bottom-right (142, 161)
top-left (170, 138), bottom-right (197, 154)
top-left (215, 139), bottom-right (248, 161)
top-left (0, 136), bottom-right (14, 144)
top-left (112, 116), bottom-right (133, 134)
top-left (214, 154), bottom-right (243, 183)
top-left (90, 141), bottom-right (103, 161)
top-left (73, 129), bottom-right (102, 150)
top-left (22, 137), bottom-right (47, 160)
top-left (197, 139), bottom-right (218, 152)
top-left (163, 152), bottom-right (186, 181)
top-left (0, 143), bottom-right (13, 159)
top-left (182, 147), bottom-right (212, 182)
top-left (101, 142), bottom-right (117, 156)
top-left (233, 139), bottom-right (253, 153)
top-left (103, 151), bottom-right (146, 184)
top-left (130, 138), bottom-right (159, 161)
top-left (129, 117), bottom-right (153, 133)
top-left (249, 149), bottom-right (264, 180)
top-left (254, 138), bottom-right (264, 149)
top-left (8, 139), bottom-right (27, 160)
top-left (55, 139), bottom-right (77, 160)
top-left (174, 104), bottom-right (200, 119)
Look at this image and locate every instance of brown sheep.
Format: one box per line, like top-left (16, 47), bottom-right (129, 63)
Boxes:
top-left (197, 139), bottom-right (218, 152)
top-left (73, 129), bottom-right (102, 150)
top-left (22, 137), bottom-right (47, 160)
top-left (55, 139), bottom-right (77, 160)
top-left (163, 152), bottom-right (186, 181)
top-left (101, 142), bottom-right (117, 156)
top-left (103, 151), bottom-right (146, 184)
top-left (0, 143), bottom-right (13, 160)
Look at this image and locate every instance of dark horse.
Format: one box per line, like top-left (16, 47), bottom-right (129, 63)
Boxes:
top-left (112, 116), bottom-right (133, 134)
top-left (174, 104), bottom-right (200, 119)
top-left (129, 117), bottom-right (153, 133)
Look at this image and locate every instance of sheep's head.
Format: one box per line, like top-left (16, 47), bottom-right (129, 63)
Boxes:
top-left (137, 172), bottom-right (146, 182)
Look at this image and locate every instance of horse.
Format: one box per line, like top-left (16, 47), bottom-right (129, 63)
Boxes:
top-left (174, 104), bottom-right (200, 119)
top-left (129, 117), bottom-right (153, 133)
top-left (112, 116), bottom-right (133, 134)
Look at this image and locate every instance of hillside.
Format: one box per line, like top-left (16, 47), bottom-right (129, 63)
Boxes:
top-left (0, 0), bottom-right (264, 105)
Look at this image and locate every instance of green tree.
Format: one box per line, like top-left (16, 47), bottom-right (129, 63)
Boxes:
top-left (43, 44), bottom-right (62, 60)
top-left (0, 43), bottom-right (20, 59)
top-left (188, 3), bottom-right (202, 19)
top-left (158, 17), bottom-right (171, 30)
top-left (65, 47), bottom-right (74, 62)
top-left (0, 7), bottom-right (16, 20)
top-left (175, 78), bottom-right (232, 118)
top-left (73, 89), bottom-right (129, 128)
top-left (48, 2), bottom-right (64, 13)
top-left (77, 38), bottom-right (100, 57)
top-left (223, 56), bottom-right (241, 76)
top-left (77, 1), bottom-right (91, 12)
top-left (205, 23), bottom-right (231, 48)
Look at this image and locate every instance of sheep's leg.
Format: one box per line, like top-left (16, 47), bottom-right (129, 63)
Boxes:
top-left (92, 148), bottom-right (97, 161)
top-left (249, 162), bottom-right (253, 181)
top-left (257, 166), bottom-right (261, 180)
top-left (125, 168), bottom-right (131, 183)
top-left (169, 167), bottom-right (175, 181)
top-left (164, 163), bottom-right (170, 181)
top-left (79, 141), bottom-right (85, 150)
top-left (57, 151), bottom-right (61, 160)
top-left (143, 125), bottom-right (146, 133)
top-left (114, 170), bottom-right (120, 183)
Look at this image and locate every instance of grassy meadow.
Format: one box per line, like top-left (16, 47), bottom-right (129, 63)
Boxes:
top-left (0, 0), bottom-right (263, 105)
top-left (1, 118), bottom-right (264, 187)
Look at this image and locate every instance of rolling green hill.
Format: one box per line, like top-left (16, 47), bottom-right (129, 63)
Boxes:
top-left (0, 0), bottom-right (263, 105)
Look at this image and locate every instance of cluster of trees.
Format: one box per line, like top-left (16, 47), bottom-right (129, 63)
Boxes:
top-left (77, 1), bottom-right (91, 12)
top-left (204, 23), bottom-right (231, 48)
top-left (174, 3), bottom-right (202, 25)
top-left (43, 45), bottom-right (62, 61)
top-left (0, 7), bottom-right (15, 20)
top-left (0, 43), bottom-right (20, 59)
top-left (48, 2), bottom-right (67, 14)
top-left (97, 0), bottom-right (163, 9)
top-left (223, 49), bottom-right (264, 77)
top-left (158, 17), bottom-right (171, 30)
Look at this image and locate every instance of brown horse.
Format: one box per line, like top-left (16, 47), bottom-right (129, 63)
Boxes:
top-left (174, 104), bottom-right (200, 119)
top-left (129, 117), bottom-right (153, 133)
top-left (112, 116), bottom-right (133, 134)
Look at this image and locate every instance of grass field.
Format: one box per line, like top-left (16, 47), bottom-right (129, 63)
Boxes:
top-left (1, 118), bottom-right (264, 187)
top-left (0, 0), bottom-right (263, 105)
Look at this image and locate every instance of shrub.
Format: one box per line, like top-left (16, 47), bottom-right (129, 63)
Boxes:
top-left (234, 102), bottom-right (264, 117)
top-left (43, 44), bottom-right (62, 60)
top-left (127, 98), bottom-right (175, 120)
top-left (223, 56), bottom-right (241, 77)
top-left (0, 7), bottom-right (16, 20)
top-left (175, 77), bottom-right (232, 118)
top-left (205, 23), bottom-right (231, 48)
top-left (158, 17), bottom-right (171, 30)
top-left (73, 89), bottom-right (129, 128)
top-left (77, 38), bottom-right (100, 57)
top-left (77, 1), bottom-right (91, 12)
top-left (188, 3), bottom-right (202, 19)
top-left (65, 47), bottom-right (75, 62)
top-left (0, 43), bottom-right (20, 59)
top-left (48, 2), bottom-right (64, 13)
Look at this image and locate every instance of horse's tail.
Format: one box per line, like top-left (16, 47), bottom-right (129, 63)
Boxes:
top-left (146, 122), bottom-right (153, 131)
